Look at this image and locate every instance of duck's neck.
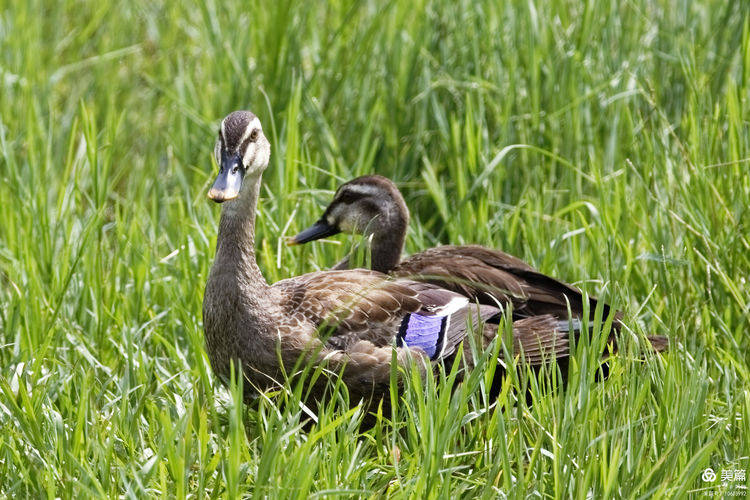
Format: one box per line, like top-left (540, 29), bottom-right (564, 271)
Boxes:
top-left (369, 221), bottom-right (406, 272)
top-left (214, 173), bottom-right (267, 289)
top-left (334, 211), bottom-right (408, 273)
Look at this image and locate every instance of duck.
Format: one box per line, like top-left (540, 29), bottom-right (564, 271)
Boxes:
top-left (203, 111), bottom-right (585, 405)
top-left (290, 175), bottom-right (623, 325)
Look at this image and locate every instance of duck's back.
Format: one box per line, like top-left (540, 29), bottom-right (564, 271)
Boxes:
top-left (391, 245), bottom-right (611, 321)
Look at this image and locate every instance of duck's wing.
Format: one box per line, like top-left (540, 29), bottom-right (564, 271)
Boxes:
top-left (272, 269), bottom-right (590, 402)
top-left (275, 269), bottom-right (420, 330)
top-left (392, 245), bottom-right (614, 322)
top-left (273, 269), bottom-right (497, 360)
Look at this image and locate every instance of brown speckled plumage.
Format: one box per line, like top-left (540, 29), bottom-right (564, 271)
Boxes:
top-left (203, 112), bottom-right (574, 407)
top-left (295, 175), bottom-right (616, 321)
top-left (292, 175), bottom-right (671, 356)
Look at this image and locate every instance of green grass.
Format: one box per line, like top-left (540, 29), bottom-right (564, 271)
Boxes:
top-left (1, 0), bottom-right (749, 497)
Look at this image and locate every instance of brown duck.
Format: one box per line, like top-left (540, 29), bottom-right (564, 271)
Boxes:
top-left (203, 111), bottom-right (586, 405)
top-left (291, 175), bottom-right (628, 326)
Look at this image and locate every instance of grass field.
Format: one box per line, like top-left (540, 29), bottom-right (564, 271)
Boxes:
top-left (1, 0), bottom-right (749, 497)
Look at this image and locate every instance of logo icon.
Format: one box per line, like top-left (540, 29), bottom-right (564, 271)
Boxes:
top-left (702, 468), bottom-right (717, 482)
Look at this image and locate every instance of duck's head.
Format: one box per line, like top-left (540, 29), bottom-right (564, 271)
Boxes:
top-left (208, 110), bottom-right (271, 203)
top-left (290, 175), bottom-right (409, 244)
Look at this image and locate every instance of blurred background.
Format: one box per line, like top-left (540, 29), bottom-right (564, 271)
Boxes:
top-left (0, 0), bottom-right (748, 496)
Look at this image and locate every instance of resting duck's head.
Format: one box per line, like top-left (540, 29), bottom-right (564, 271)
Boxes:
top-left (290, 175), bottom-right (409, 244)
top-left (208, 110), bottom-right (271, 203)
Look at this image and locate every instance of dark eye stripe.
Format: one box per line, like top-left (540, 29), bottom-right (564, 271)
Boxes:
top-left (239, 138), bottom-right (251, 154)
top-left (336, 190), bottom-right (360, 204)
top-left (237, 129), bottom-right (259, 154)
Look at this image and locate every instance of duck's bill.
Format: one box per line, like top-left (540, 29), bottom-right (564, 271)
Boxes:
top-left (208, 155), bottom-right (243, 203)
top-left (288, 220), bottom-right (341, 245)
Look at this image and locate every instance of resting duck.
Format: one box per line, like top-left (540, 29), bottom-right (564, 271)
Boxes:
top-left (291, 175), bottom-right (619, 323)
top-left (202, 111), bottom-right (581, 404)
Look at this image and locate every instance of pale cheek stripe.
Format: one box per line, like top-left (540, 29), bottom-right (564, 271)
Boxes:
top-left (243, 143), bottom-right (256, 167)
top-left (343, 183), bottom-right (380, 197)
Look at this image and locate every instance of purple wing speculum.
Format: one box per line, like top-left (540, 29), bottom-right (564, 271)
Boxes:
top-left (396, 313), bottom-right (449, 359)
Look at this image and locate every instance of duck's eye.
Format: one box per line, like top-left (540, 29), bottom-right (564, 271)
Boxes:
top-left (250, 129), bottom-right (259, 141)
